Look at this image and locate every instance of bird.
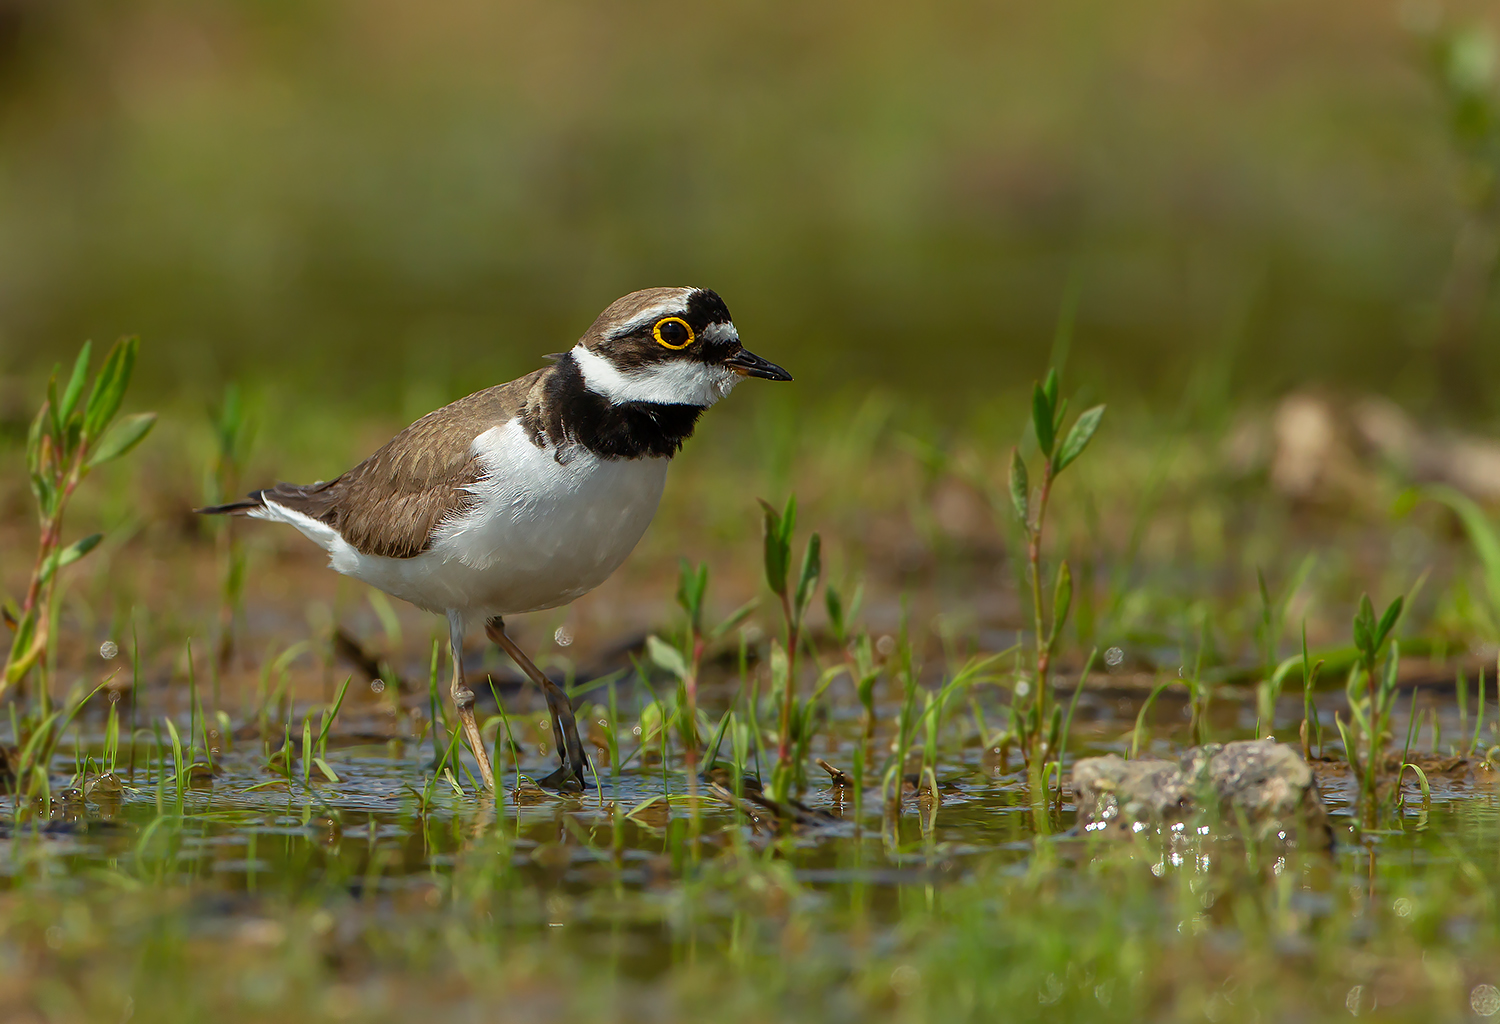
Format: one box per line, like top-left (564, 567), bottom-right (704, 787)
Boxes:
top-left (199, 287), bottom-right (791, 792)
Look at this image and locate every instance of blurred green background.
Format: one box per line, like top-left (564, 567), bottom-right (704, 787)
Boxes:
top-left (0, 0), bottom-right (1496, 422)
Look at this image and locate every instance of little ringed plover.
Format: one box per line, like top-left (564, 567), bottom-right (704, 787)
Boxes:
top-left (199, 287), bottom-right (791, 791)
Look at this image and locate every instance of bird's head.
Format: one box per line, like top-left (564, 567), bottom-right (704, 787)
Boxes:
top-left (570, 287), bottom-right (791, 407)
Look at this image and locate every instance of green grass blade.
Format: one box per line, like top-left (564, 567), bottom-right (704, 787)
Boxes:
top-left (1421, 485), bottom-right (1500, 633)
top-left (1474, 666), bottom-right (1487, 758)
top-left (1334, 712), bottom-right (1363, 780)
top-left (163, 717), bottom-right (185, 810)
top-left (315, 674), bottom-right (353, 757)
top-left (1130, 679), bottom-right (1173, 759)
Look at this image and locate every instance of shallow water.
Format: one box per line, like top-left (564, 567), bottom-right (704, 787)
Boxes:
top-left (4, 673), bottom-right (1499, 1024)
top-left (14, 679), bottom-right (1496, 925)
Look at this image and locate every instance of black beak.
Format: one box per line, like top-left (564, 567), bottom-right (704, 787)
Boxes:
top-left (723, 347), bottom-right (793, 381)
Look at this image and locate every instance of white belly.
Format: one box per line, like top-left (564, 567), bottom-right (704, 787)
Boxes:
top-left (264, 419), bottom-right (669, 617)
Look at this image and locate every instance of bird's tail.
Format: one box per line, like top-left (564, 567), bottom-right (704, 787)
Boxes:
top-left (195, 491), bottom-right (268, 516)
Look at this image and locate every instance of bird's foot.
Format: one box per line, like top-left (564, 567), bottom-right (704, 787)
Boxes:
top-left (535, 760), bottom-right (589, 793)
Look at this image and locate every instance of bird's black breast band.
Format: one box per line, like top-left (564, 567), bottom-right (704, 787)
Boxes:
top-left (525, 354), bottom-right (705, 460)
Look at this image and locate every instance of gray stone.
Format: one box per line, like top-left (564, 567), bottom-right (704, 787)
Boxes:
top-left (1070, 739), bottom-right (1332, 848)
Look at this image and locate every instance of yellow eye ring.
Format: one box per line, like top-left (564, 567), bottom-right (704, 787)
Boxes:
top-left (652, 316), bottom-right (695, 350)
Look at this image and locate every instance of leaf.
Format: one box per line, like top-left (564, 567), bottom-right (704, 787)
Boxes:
top-left (780, 493), bottom-right (797, 542)
top-left (624, 794), bottom-right (664, 819)
top-left (57, 532), bottom-right (103, 569)
top-left (1353, 594), bottom-right (1375, 655)
top-left (32, 470), bottom-right (56, 521)
top-left (85, 412), bottom-right (156, 470)
top-left (4, 612), bottom-right (38, 685)
top-left (312, 757), bottom-right (341, 783)
top-left (794, 532), bottom-right (822, 622)
top-left (1391, 486), bottom-right (1422, 519)
top-left (45, 367), bottom-right (62, 444)
top-left (164, 717), bottom-right (184, 774)
top-left (702, 709), bottom-right (734, 768)
top-left (635, 699), bottom-right (665, 745)
top-left (768, 639), bottom-right (789, 693)
top-left (1375, 596), bottom-right (1404, 651)
top-left (39, 533), bottom-right (103, 585)
top-left (759, 499), bottom-right (789, 598)
top-left (1402, 762), bottom-right (1432, 812)
top-left (16, 709), bottom-right (63, 774)
top-left (83, 336), bottom-right (139, 441)
top-left (1334, 712), bottom-right (1362, 779)
top-left (215, 382), bottom-right (244, 455)
top-left (58, 342), bottom-right (92, 426)
top-left (1008, 448), bottom-right (1029, 524)
top-left (1054, 405), bottom-right (1105, 473)
top-left (1049, 560), bottom-right (1073, 646)
top-left (707, 598), bottom-right (758, 642)
top-left (1301, 622), bottom-right (1316, 687)
top-left (1042, 367), bottom-right (1059, 410)
top-left (646, 635), bottom-right (689, 680)
top-left (844, 581), bottom-right (864, 628)
top-left (25, 402), bottom-right (45, 478)
top-left (302, 718), bottom-right (313, 784)
top-left (692, 561), bottom-right (708, 612)
top-left (1031, 382), bottom-right (1055, 458)
top-left (1381, 639), bottom-right (1401, 700)
top-left (675, 559), bottom-right (708, 633)
top-left (1343, 664), bottom-right (1369, 733)
top-left (825, 585), bottom-right (845, 643)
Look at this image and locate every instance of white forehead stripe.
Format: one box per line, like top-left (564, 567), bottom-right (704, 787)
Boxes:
top-left (610, 291), bottom-right (698, 339)
top-left (573, 344), bottom-right (741, 407)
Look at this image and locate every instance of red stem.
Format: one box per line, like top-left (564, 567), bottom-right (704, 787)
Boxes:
top-left (6, 437), bottom-right (85, 691)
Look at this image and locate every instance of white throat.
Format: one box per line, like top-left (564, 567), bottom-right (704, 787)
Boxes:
top-left (572, 344), bottom-right (741, 407)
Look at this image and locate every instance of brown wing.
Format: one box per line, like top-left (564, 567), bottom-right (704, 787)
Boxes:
top-left (206, 371), bottom-right (547, 559)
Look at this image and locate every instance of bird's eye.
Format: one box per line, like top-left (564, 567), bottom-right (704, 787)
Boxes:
top-left (652, 317), bottom-right (694, 350)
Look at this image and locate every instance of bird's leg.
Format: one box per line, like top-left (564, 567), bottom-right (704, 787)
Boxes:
top-left (485, 616), bottom-right (587, 790)
top-left (447, 612), bottom-right (496, 793)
